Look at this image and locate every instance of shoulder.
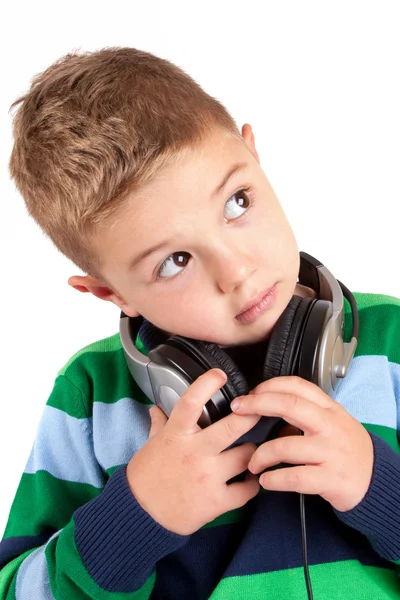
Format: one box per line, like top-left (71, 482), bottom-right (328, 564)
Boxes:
top-left (51, 332), bottom-right (150, 416)
top-left (57, 332), bottom-right (123, 378)
top-left (344, 291), bottom-right (400, 363)
top-left (346, 291), bottom-right (400, 312)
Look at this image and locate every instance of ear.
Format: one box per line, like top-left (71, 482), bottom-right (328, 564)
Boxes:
top-left (241, 123), bottom-right (260, 164)
top-left (67, 275), bottom-right (140, 317)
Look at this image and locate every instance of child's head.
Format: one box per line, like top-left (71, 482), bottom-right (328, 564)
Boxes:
top-left (9, 46), bottom-right (300, 346)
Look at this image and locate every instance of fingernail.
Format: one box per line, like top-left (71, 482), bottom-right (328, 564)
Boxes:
top-left (231, 399), bottom-right (241, 411)
top-left (215, 368), bottom-right (227, 379)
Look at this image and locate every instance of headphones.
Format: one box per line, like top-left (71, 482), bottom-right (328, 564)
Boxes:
top-left (120, 252), bottom-right (359, 433)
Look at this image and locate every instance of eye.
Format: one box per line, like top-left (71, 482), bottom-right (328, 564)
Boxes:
top-left (224, 188), bottom-right (252, 220)
top-left (157, 251), bottom-right (191, 279)
top-left (155, 187), bottom-right (253, 281)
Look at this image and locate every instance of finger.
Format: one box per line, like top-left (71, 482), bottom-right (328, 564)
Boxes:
top-left (167, 368), bottom-right (227, 434)
top-left (220, 442), bottom-right (257, 480)
top-left (231, 391), bottom-right (327, 435)
top-left (202, 411), bottom-right (261, 454)
top-left (225, 471), bottom-right (260, 510)
top-left (148, 405), bottom-right (168, 440)
top-left (248, 435), bottom-right (327, 474)
top-left (251, 376), bottom-right (333, 408)
top-left (259, 464), bottom-right (327, 495)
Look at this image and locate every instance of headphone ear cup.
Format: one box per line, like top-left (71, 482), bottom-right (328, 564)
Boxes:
top-left (263, 296), bottom-right (314, 380)
top-left (169, 337), bottom-right (249, 401)
top-left (137, 319), bottom-right (248, 417)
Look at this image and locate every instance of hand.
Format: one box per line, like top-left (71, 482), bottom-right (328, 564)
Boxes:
top-left (230, 376), bottom-right (374, 512)
top-left (126, 368), bottom-right (261, 535)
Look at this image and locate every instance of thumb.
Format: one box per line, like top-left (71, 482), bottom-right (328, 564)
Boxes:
top-left (148, 405), bottom-right (168, 440)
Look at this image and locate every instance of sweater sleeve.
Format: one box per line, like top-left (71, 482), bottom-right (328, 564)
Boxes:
top-left (333, 294), bottom-right (400, 565)
top-left (334, 432), bottom-right (400, 565)
top-left (0, 375), bottom-right (188, 599)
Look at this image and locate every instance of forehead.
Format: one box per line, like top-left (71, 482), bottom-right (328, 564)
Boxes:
top-left (95, 129), bottom-right (252, 264)
top-left (134, 130), bottom-right (250, 207)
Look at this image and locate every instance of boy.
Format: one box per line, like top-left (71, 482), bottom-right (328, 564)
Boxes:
top-left (1, 46), bottom-right (399, 599)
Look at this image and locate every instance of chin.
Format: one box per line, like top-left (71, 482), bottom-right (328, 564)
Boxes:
top-left (219, 323), bottom-right (275, 348)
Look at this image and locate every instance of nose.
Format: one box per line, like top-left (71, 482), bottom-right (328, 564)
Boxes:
top-left (210, 242), bottom-right (257, 294)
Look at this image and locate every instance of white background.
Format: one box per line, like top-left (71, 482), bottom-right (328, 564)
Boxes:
top-left (1, 1), bottom-right (399, 535)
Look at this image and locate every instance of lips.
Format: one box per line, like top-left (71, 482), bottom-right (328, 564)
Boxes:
top-left (235, 285), bottom-right (277, 325)
top-left (236, 286), bottom-right (275, 317)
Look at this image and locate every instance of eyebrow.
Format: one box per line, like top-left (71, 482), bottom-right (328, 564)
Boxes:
top-left (127, 161), bottom-right (249, 271)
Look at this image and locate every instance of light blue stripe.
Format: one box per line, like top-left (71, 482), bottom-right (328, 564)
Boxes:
top-left (22, 356), bottom-right (399, 489)
top-left (24, 406), bottom-right (105, 488)
top-left (16, 530), bottom-right (60, 599)
top-left (333, 355), bottom-right (400, 429)
top-left (93, 397), bottom-right (151, 471)
top-left (23, 400), bottom-right (151, 485)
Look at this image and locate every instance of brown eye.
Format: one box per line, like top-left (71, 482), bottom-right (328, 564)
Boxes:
top-left (224, 189), bottom-right (251, 220)
top-left (172, 252), bottom-right (190, 267)
top-left (158, 251), bottom-right (191, 279)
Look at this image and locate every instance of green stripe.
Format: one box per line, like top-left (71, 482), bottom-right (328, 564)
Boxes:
top-left (0, 548), bottom-right (34, 598)
top-left (209, 561), bottom-right (399, 599)
top-left (46, 374), bottom-right (89, 419)
top-left (345, 292), bottom-right (400, 312)
top-left (106, 464), bottom-right (126, 477)
top-left (65, 347), bottom-right (150, 412)
top-left (202, 507), bottom-right (245, 529)
top-left (45, 520), bottom-right (155, 598)
top-left (2, 471), bottom-right (102, 539)
top-left (49, 353), bottom-right (150, 420)
top-left (344, 300), bottom-right (400, 363)
top-left (58, 334), bottom-right (122, 375)
top-left (363, 423), bottom-right (400, 453)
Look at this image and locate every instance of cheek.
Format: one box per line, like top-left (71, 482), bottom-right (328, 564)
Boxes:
top-left (136, 285), bottom-right (204, 330)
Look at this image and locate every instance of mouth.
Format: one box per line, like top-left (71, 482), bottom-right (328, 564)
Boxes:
top-left (235, 284), bottom-right (277, 324)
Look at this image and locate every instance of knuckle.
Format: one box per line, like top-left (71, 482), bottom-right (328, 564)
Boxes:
top-left (331, 401), bottom-right (343, 415)
top-left (291, 375), bottom-right (304, 388)
top-left (225, 415), bottom-right (241, 438)
top-left (181, 449), bottom-right (197, 468)
top-left (272, 436), bottom-right (286, 457)
top-left (212, 484), bottom-right (227, 509)
top-left (181, 390), bottom-right (198, 409)
top-left (284, 393), bottom-right (300, 411)
top-left (197, 468), bottom-right (213, 487)
top-left (252, 381), bottom-right (268, 394)
top-left (285, 468), bottom-right (300, 488)
top-left (161, 433), bottom-right (175, 448)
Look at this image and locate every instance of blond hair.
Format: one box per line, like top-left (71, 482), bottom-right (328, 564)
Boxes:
top-left (9, 46), bottom-right (241, 278)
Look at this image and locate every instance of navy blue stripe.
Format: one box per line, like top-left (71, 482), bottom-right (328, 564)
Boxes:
top-left (0, 531), bottom-right (53, 569)
top-left (152, 492), bottom-right (392, 599)
top-left (335, 432), bottom-right (400, 561)
top-left (74, 465), bottom-right (188, 592)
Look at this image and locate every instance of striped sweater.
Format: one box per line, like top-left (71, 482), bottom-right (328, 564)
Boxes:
top-left (1, 292), bottom-right (400, 599)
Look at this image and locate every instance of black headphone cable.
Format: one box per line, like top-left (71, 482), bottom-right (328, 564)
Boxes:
top-left (298, 279), bottom-right (358, 599)
top-left (298, 429), bottom-right (314, 600)
top-left (300, 492), bottom-right (313, 599)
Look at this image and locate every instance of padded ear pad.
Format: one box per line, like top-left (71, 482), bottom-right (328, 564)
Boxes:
top-left (137, 319), bottom-right (249, 400)
top-left (137, 319), bottom-right (170, 353)
top-left (167, 336), bottom-right (249, 401)
top-left (263, 296), bottom-right (314, 380)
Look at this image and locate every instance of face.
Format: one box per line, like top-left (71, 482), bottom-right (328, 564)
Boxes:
top-left (92, 126), bottom-right (300, 346)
